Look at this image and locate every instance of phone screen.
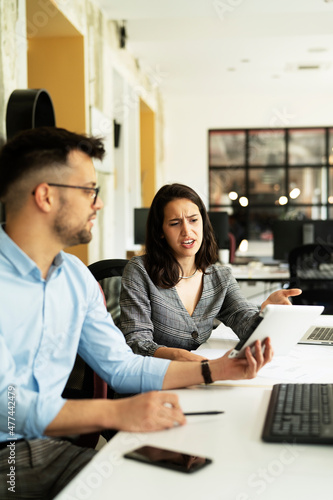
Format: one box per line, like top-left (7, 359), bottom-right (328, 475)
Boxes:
top-left (124, 445), bottom-right (212, 473)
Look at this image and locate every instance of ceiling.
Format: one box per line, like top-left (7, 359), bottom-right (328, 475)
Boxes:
top-left (91, 0), bottom-right (333, 98)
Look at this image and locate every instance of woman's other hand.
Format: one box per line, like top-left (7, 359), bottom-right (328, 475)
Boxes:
top-left (154, 346), bottom-right (208, 362)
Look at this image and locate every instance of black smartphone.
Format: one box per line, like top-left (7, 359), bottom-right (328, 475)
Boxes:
top-left (124, 445), bottom-right (212, 473)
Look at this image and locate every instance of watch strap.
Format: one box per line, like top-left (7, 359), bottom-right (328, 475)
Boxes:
top-left (201, 360), bottom-right (213, 385)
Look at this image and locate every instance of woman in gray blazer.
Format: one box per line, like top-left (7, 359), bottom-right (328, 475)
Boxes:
top-left (120, 183), bottom-right (300, 361)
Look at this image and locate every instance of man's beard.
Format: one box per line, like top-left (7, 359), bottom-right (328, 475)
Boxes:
top-left (53, 204), bottom-right (94, 247)
top-left (54, 221), bottom-right (93, 247)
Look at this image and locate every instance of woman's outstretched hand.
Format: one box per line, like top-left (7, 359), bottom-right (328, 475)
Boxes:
top-left (260, 288), bottom-right (302, 312)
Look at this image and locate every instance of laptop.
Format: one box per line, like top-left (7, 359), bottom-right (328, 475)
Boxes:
top-left (228, 304), bottom-right (324, 358)
top-left (298, 321), bottom-right (333, 346)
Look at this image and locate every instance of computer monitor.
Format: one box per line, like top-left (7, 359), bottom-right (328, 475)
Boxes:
top-left (273, 220), bottom-right (333, 261)
top-left (134, 208), bottom-right (149, 245)
top-left (208, 211), bottom-right (229, 249)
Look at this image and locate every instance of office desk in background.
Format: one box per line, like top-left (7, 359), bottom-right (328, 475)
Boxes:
top-left (56, 319), bottom-right (333, 500)
top-left (231, 240), bottom-right (290, 300)
top-left (228, 263), bottom-right (290, 304)
top-left (235, 240), bottom-right (276, 265)
top-left (230, 263), bottom-right (289, 283)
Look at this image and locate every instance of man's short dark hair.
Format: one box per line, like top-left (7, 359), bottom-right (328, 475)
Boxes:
top-left (0, 127), bottom-right (105, 200)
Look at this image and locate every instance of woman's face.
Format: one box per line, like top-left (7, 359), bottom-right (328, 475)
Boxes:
top-left (162, 198), bottom-right (203, 261)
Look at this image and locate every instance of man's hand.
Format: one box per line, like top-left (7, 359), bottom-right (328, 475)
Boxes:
top-left (210, 338), bottom-right (273, 381)
top-left (260, 288), bottom-right (302, 312)
top-left (45, 392), bottom-right (186, 437)
top-left (111, 391), bottom-right (186, 432)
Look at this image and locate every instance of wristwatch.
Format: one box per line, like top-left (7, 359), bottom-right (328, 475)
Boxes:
top-left (201, 360), bottom-right (213, 384)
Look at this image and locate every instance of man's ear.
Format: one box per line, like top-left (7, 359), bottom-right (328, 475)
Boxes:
top-left (32, 183), bottom-right (54, 213)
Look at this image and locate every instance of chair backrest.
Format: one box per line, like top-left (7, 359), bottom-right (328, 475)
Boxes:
top-left (62, 358), bottom-right (106, 448)
top-left (61, 260), bottom-right (130, 448)
top-left (288, 243), bottom-right (333, 314)
top-left (88, 259), bottom-right (129, 327)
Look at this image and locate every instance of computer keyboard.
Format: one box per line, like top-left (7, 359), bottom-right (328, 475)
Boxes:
top-left (307, 327), bottom-right (333, 342)
top-left (262, 383), bottom-right (333, 444)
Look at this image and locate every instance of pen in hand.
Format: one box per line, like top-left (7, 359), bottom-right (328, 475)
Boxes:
top-left (183, 411), bottom-right (224, 416)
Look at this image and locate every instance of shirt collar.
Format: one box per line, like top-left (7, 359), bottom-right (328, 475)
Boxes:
top-left (0, 224), bottom-right (64, 280)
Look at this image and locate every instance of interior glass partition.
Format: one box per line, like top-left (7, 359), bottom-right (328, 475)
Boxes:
top-left (209, 127), bottom-right (331, 245)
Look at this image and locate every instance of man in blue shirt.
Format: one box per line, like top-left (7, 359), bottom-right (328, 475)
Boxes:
top-left (0, 127), bottom-right (273, 499)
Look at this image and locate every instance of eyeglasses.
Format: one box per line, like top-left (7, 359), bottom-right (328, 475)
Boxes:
top-left (47, 183), bottom-right (100, 205)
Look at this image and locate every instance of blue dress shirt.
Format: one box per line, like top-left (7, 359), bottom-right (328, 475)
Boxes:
top-left (0, 226), bottom-right (170, 442)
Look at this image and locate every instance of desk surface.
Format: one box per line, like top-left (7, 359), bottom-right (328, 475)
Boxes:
top-left (56, 318), bottom-right (333, 500)
top-left (235, 240), bottom-right (274, 258)
top-left (230, 263), bottom-right (290, 282)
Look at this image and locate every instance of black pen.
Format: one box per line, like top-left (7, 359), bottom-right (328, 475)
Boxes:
top-left (183, 411), bottom-right (224, 416)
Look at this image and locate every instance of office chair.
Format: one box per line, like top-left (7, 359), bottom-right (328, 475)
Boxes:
top-left (89, 258), bottom-right (130, 440)
top-left (88, 259), bottom-right (129, 328)
top-left (288, 243), bottom-right (333, 314)
top-left (62, 260), bottom-right (129, 447)
top-left (61, 353), bottom-right (107, 448)
top-left (61, 280), bottom-right (110, 448)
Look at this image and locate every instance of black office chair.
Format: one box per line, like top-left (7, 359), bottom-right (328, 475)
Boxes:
top-left (62, 259), bottom-right (129, 446)
top-left (88, 259), bottom-right (129, 328)
top-left (89, 259), bottom-right (130, 439)
top-left (61, 353), bottom-right (107, 448)
top-left (288, 243), bottom-right (333, 314)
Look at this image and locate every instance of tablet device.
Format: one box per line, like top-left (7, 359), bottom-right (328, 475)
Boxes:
top-left (228, 304), bottom-right (324, 359)
top-left (124, 445), bottom-right (212, 473)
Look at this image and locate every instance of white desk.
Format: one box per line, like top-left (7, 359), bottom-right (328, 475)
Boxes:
top-left (230, 263), bottom-right (290, 283)
top-left (56, 319), bottom-right (333, 500)
top-left (229, 263), bottom-right (290, 304)
top-left (235, 240), bottom-right (274, 259)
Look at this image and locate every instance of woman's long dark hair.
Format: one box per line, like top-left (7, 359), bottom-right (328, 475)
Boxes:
top-left (144, 183), bottom-right (219, 288)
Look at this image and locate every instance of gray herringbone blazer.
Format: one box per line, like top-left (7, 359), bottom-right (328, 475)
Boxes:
top-left (120, 256), bottom-right (260, 356)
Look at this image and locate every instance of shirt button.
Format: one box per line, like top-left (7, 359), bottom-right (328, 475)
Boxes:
top-left (191, 331), bottom-right (199, 339)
